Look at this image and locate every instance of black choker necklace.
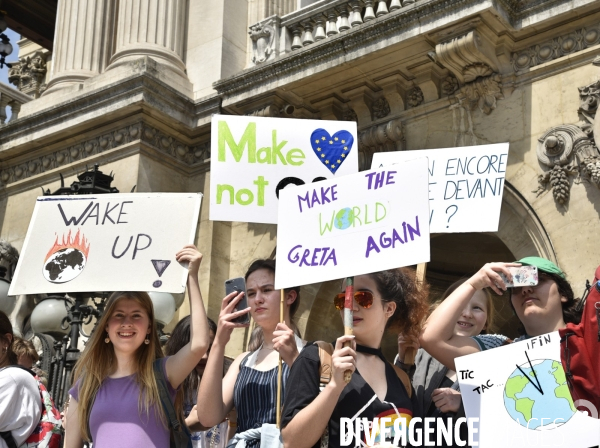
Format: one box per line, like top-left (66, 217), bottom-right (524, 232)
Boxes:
top-left (356, 344), bottom-right (383, 357)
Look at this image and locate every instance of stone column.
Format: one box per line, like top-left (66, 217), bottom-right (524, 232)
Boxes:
top-left (43, 0), bottom-right (113, 95)
top-left (107, 0), bottom-right (188, 78)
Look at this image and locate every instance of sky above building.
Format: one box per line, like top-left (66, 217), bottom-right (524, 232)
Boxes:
top-left (0, 29), bottom-right (20, 87)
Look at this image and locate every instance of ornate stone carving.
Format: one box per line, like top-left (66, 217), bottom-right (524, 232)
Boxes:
top-left (435, 31), bottom-right (504, 115)
top-left (534, 164), bottom-right (578, 205)
top-left (249, 17), bottom-right (278, 64)
top-left (8, 51), bottom-right (48, 99)
top-left (511, 25), bottom-right (600, 72)
top-left (0, 123), bottom-right (208, 187)
top-left (342, 107), bottom-right (358, 123)
top-left (441, 74), bottom-right (459, 96)
top-left (458, 73), bottom-right (504, 115)
top-left (370, 97), bottom-right (390, 120)
top-left (358, 118), bottom-right (403, 169)
top-left (534, 63), bottom-right (600, 205)
top-left (406, 87), bottom-right (424, 108)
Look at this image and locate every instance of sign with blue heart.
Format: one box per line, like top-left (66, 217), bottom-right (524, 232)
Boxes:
top-left (310, 129), bottom-right (355, 174)
top-left (210, 115), bottom-right (358, 224)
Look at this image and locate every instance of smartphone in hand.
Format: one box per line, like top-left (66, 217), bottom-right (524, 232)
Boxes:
top-left (225, 277), bottom-right (250, 324)
top-left (499, 265), bottom-right (538, 288)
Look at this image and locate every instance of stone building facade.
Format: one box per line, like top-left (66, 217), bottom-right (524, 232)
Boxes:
top-left (1, 0), bottom-right (600, 359)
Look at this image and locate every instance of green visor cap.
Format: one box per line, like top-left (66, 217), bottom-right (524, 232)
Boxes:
top-left (515, 256), bottom-right (565, 279)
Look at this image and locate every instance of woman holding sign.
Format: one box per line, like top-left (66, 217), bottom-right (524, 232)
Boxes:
top-left (420, 257), bottom-right (580, 372)
top-left (281, 268), bottom-right (429, 448)
top-left (197, 259), bottom-right (304, 448)
top-left (64, 245), bottom-right (210, 448)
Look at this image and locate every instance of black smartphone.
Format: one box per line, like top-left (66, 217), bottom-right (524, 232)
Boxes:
top-left (225, 277), bottom-right (250, 324)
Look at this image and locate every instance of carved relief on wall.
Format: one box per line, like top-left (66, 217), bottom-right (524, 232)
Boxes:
top-left (0, 122), bottom-right (209, 187)
top-left (534, 58), bottom-right (600, 205)
top-left (358, 118), bottom-right (403, 170)
top-left (435, 31), bottom-right (504, 115)
top-left (8, 51), bottom-right (49, 99)
top-left (249, 17), bottom-right (278, 65)
top-left (511, 25), bottom-right (600, 72)
top-left (342, 107), bottom-right (358, 123)
top-left (406, 86), bottom-right (424, 108)
top-left (370, 96), bottom-right (390, 120)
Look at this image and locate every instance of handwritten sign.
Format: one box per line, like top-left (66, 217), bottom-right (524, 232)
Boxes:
top-left (274, 158), bottom-right (430, 289)
top-left (210, 115), bottom-right (358, 224)
top-left (9, 193), bottom-right (202, 295)
top-left (455, 332), bottom-right (600, 448)
top-left (372, 143), bottom-right (509, 233)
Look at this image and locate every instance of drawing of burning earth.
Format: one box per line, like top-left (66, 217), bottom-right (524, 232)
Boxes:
top-left (43, 229), bottom-right (90, 283)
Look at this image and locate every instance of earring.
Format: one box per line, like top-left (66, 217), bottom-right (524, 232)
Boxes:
top-left (105, 335), bottom-right (110, 343)
top-left (144, 338), bottom-right (150, 345)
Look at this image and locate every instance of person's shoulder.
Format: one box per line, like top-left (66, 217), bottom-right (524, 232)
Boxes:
top-left (471, 334), bottom-right (510, 351)
top-left (0, 366), bottom-right (37, 389)
top-left (297, 341), bottom-right (321, 362)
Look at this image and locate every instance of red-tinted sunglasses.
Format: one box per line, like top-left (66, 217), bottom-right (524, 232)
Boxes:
top-left (334, 291), bottom-right (374, 310)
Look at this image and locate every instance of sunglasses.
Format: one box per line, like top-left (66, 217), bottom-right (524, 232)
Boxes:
top-left (334, 291), bottom-right (374, 310)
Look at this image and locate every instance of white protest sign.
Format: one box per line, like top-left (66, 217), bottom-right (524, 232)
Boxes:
top-left (274, 158), bottom-right (430, 289)
top-left (9, 193), bottom-right (202, 295)
top-left (210, 114), bottom-right (359, 224)
top-left (372, 143), bottom-right (509, 233)
top-left (455, 332), bottom-right (600, 448)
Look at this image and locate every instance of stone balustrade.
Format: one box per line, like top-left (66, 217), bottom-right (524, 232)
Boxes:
top-left (249, 0), bottom-right (416, 65)
top-left (0, 82), bottom-right (32, 126)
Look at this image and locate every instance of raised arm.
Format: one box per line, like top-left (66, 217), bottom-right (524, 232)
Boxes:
top-left (282, 336), bottom-right (356, 448)
top-left (197, 292), bottom-right (250, 428)
top-left (166, 245), bottom-right (210, 389)
top-left (420, 262), bottom-right (518, 371)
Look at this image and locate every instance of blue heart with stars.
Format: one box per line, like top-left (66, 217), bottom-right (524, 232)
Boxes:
top-left (310, 129), bottom-right (354, 174)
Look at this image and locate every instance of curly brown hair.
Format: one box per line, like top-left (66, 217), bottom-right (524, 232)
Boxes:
top-left (367, 267), bottom-right (430, 341)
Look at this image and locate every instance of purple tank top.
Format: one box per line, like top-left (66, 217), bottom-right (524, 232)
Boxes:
top-left (69, 357), bottom-right (176, 448)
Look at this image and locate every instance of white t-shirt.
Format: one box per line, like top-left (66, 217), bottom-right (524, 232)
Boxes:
top-left (0, 367), bottom-right (41, 448)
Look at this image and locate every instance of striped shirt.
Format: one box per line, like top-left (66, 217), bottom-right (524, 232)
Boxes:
top-left (233, 354), bottom-right (290, 448)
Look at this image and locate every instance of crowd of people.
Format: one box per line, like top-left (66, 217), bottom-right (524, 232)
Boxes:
top-left (0, 250), bottom-right (589, 448)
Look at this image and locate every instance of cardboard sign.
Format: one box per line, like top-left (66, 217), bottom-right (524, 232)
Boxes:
top-left (455, 332), bottom-right (600, 448)
top-left (9, 193), bottom-right (202, 295)
top-left (274, 158), bottom-right (430, 289)
top-left (371, 143), bottom-right (509, 233)
top-left (210, 115), bottom-right (359, 224)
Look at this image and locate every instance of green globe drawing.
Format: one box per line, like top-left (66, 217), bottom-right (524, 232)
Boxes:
top-left (334, 207), bottom-right (354, 230)
top-left (504, 359), bottom-right (576, 430)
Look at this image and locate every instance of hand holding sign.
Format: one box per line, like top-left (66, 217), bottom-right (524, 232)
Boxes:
top-left (10, 193), bottom-right (202, 295)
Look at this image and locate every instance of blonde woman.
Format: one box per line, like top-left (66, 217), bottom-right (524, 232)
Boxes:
top-left (398, 279), bottom-right (496, 448)
top-left (65, 245), bottom-right (209, 448)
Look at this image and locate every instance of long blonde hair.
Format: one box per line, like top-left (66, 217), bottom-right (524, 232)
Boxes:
top-left (73, 292), bottom-right (165, 441)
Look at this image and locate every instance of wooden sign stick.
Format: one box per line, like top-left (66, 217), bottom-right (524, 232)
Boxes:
top-left (276, 288), bottom-right (284, 428)
top-left (404, 262), bottom-right (428, 366)
top-left (343, 276), bottom-right (354, 383)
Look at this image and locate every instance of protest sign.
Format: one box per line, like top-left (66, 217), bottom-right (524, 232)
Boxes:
top-left (455, 332), bottom-right (600, 448)
top-left (9, 193), bottom-right (202, 295)
top-left (274, 158), bottom-right (430, 289)
top-left (210, 114), bottom-right (359, 224)
top-left (372, 143), bottom-right (509, 233)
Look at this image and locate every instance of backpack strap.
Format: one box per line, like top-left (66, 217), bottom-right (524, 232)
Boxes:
top-left (315, 341), bottom-right (334, 386)
top-left (392, 365), bottom-right (413, 399)
top-left (153, 360), bottom-right (183, 431)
